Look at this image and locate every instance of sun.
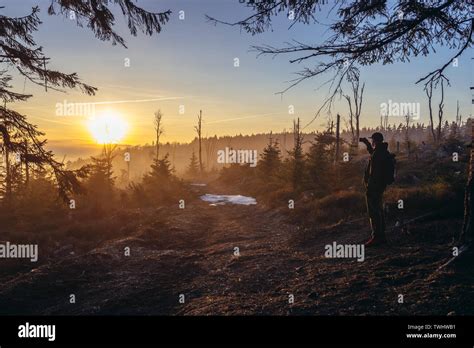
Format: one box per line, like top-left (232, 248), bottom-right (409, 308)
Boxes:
top-left (87, 111), bottom-right (128, 144)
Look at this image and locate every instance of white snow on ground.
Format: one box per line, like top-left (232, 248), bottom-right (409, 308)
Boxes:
top-left (200, 194), bottom-right (257, 206)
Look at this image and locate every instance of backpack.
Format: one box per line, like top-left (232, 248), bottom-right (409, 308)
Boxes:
top-left (384, 152), bottom-right (396, 185)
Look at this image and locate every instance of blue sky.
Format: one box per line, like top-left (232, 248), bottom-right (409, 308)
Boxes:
top-left (4, 0), bottom-right (472, 156)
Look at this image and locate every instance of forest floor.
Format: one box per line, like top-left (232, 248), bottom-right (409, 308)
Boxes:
top-left (0, 183), bottom-right (473, 315)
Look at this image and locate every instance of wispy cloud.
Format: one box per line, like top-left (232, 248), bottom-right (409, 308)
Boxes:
top-left (205, 112), bottom-right (282, 125)
top-left (28, 115), bottom-right (73, 125)
top-left (90, 96), bottom-right (185, 105)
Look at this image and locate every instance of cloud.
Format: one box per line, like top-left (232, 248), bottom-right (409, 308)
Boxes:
top-left (205, 112), bottom-right (281, 124)
top-left (90, 96), bottom-right (185, 105)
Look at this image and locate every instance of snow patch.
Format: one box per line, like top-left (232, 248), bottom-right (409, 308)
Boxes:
top-left (200, 194), bottom-right (257, 206)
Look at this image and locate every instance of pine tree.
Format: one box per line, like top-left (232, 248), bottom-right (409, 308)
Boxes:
top-left (144, 154), bottom-right (173, 183)
top-left (288, 118), bottom-right (304, 191)
top-left (258, 135), bottom-right (281, 180)
top-left (140, 153), bottom-right (178, 206)
top-left (88, 156), bottom-right (116, 189)
top-left (306, 131), bottom-right (336, 193)
top-left (186, 151), bottom-right (200, 178)
top-left (83, 154), bottom-right (116, 213)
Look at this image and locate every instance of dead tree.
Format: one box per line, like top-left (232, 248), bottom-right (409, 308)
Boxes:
top-left (425, 76), bottom-right (449, 144)
top-left (290, 118), bottom-right (304, 190)
top-left (209, 1), bottom-right (472, 122)
top-left (194, 110), bottom-right (203, 174)
top-left (335, 113), bottom-right (340, 163)
top-left (405, 113), bottom-right (411, 156)
top-left (154, 110), bottom-right (164, 160)
top-left (344, 72), bottom-right (365, 145)
top-left (437, 78), bottom-right (445, 143)
top-left (425, 81), bottom-right (436, 143)
top-left (456, 100), bottom-right (462, 127)
top-left (0, 123), bottom-right (11, 205)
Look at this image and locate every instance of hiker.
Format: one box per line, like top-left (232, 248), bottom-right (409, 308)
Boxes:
top-left (360, 132), bottom-right (395, 246)
top-left (457, 142), bottom-right (474, 257)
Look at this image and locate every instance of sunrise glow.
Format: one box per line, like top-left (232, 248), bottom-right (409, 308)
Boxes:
top-left (87, 111), bottom-right (128, 144)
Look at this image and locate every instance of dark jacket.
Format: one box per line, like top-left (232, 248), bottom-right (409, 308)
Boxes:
top-left (364, 142), bottom-right (390, 190)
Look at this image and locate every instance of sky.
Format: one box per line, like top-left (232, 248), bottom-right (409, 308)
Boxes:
top-left (3, 0), bottom-right (472, 158)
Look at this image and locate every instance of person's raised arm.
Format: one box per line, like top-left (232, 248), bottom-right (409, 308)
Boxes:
top-left (359, 137), bottom-right (374, 154)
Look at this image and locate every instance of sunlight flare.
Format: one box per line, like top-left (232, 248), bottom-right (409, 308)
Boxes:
top-left (87, 111), bottom-right (128, 144)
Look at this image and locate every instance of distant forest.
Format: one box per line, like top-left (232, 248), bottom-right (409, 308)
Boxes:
top-left (65, 118), bottom-right (470, 186)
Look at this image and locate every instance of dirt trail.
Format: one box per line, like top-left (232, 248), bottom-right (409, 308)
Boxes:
top-left (0, 187), bottom-right (472, 315)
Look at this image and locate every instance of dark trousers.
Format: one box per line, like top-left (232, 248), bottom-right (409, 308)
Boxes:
top-left (366, 187), bottom-right (386, 240)
top-left (460, 177), bottom-right (474, 246)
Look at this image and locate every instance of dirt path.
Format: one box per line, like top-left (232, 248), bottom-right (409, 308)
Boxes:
top-left (0, 188), bottom-right (472, 315)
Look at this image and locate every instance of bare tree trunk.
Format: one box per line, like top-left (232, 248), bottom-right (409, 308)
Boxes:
top-left (437, 79), bottom-right (445, 143)
top-left (126, 147), bottom-right (130, 183)
top-left (154, 110), bottom-right (164, 161)
top-left (425, 82), bottom-right (436, 143)
top-left (335, 113), bottom-right (340, 163)
top-left (5, 143), bottom-right (11, 205)
top-left (356, 82), bottom-right (364, 142)
top-left (195, 110), bottom-right (203, 174)
top-left (0, 111), bottom-right (12, 206)
top-left (405, 113), bottom-right (411, 157)
top-left (292, 118), bottom-right (304, 190)
top-left (24, 140), bottom-right (29, 185)
top-left (345, 95), bottom-right (355, 143)
top-left (344, 77), bottom-right (364, 145)
top-left (456, 100), bottom-right (461, 126)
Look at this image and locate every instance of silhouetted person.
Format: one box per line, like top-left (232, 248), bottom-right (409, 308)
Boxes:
top-left (457, 143), bottom-right (474, 259)
top-left (360, 132), bottom-right (394, 246)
